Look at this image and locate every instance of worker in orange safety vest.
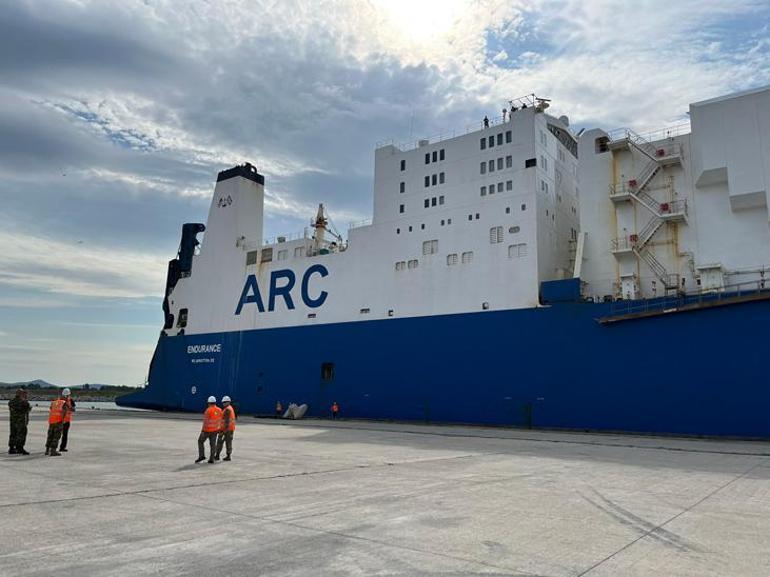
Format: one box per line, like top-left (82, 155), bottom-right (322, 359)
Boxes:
top-left (331, 401), bottom-right (339, 420)
top-left (214, 396), bottom-right (236, 462)
top-left (45, 391), bottom-right (70, 456)
top-left (196, 396), bottom-right (223, 464)
top-left (59, 388), bottom-right (76, 452)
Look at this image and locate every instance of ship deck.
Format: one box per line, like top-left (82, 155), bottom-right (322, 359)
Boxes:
top-left (1, 409), bottom-right (769, 576)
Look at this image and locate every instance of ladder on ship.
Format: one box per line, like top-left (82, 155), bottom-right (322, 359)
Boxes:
top-left (607, 129), bottom-right (685, 295)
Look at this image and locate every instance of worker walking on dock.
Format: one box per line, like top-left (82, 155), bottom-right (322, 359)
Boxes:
top-left (196, 396), bottom-right (222, 464)
top-left (215, 396), bottom-right (236, 461)
top-left (45, 391), bottom-right (69, 456)
top-left (59, 388), bottom-right (75, 452)
top-left (8, 389), bottom-right (31, 455)
top-left (331, 401), bottom-right (339, 420)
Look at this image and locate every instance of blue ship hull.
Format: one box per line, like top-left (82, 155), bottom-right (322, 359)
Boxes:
top-left (118, 281), bottom-right (770, 438)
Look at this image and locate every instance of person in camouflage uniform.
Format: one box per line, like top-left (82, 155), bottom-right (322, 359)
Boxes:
top-left (8, 389), bottom-right (31, 455)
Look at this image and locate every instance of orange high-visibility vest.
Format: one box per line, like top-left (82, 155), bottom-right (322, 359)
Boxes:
top-left (202, 406), bottom-right (224, 432)
top-left (223, 405), bottom-right (236, 432)
top-left (48, 399), bottom-right (66, 424)
top-left (332, 403), bottom-right (339, 413)
top-left (63, 397), bottom-right (74, 423)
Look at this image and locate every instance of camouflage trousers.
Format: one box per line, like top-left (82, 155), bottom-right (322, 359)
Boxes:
top-left (46, 423), bottom-right (63, 450)
top-left (198, 431), bottom-right (217, 459)
top-left (8, 420), bottom-right (28, 450)
top-left (215, 430), bottom-right (234, 458)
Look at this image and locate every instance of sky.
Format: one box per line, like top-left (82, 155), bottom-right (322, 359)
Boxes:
top-left (1, 0), bottom-right (769, 386)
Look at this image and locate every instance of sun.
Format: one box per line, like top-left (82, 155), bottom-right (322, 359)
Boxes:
top-left (371, 0), bottom-right (466, 44)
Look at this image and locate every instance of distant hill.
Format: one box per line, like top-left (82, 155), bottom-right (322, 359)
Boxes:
top-left (0, 379), bottom-right (57, 389)
top-left (0, 380), bottom-right (134, 390)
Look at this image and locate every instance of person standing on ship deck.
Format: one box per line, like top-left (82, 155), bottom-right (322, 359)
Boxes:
top-left (59, 388), bottom-right (75, 452)
top-left (331, 401), bottom-right (339, 420)
top-left (196, 396), bottom-right (222, 464)
top-left (8, 389), bottom-right (31, 455)
top-left (215, 396), bottom-right (236, 461)
top-left (483, 115), bottom-right (489, 128)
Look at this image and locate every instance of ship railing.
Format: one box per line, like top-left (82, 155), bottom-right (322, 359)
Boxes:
top-left (348, 218), bottom-right (373, 230)
top-left (375, 93), bottom-right (546, 151)
top-left (607, 279), bottom-right (767, 317)
top-left (606, 122), bottom-right (691, 145)
top-left (262, 230), bottom-right (309, 246)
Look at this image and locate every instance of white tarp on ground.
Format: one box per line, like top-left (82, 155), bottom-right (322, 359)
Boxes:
top-left (282, 403), bottom-right (308, 419)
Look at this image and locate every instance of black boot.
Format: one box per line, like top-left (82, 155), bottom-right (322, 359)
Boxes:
top-left (195, 457), bottom-right (205, 463)
top-left (8, 448), bottom-right (17, 455)
top-left (223, 455), bottom-right (231, 462)
top-left (19, 448), bottom-right (30, 455)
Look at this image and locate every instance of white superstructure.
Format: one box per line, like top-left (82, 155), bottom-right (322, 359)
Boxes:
top-left (164, 88), bottom-right (770, 337)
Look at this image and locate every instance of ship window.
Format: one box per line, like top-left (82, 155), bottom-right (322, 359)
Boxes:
top-left (441, 219), bottom-right (445, 226)
top-left (475, 213), bottom-right (480, 219)
top-left (424, 176), bottom-right (430, 187)
top-left (425, 153), bottom-right (430, 164)
top-left (400, 159), bottom-right (406, 171)
top-left (246, 250), bottom-right (259, 266)
top-left (510, 226), bottom-right (520, 233)
top-left (480, 162), bottom-right (486, 174)
top-left (447, 253), bottom-right (458, 266)
top-left (409, 226), bottom-right (413, 232)
top-left (506, 180), bottom-right (512, 191)
top-left (439, 172), bottom-right (445, 184)
top-left (421, 223), bottom-right (425, 230)
top-left (555, 170), bottom-right (562, 185)
top-left (595, 136), bottom-right (610, 153)
top-left (480, 138), bottom-right (486, 150)
top-left (431, 197), bottom-right (437, 207)
top-left (489, 226), bottom-right (503, 244)
top-left (396, 228), bottom-right (400, 234)
top-left (505, 207), bottom-right (511, 214)
top-left (277, 249), bottom-right (288, 261)
top-left (497, 158), bottom-right (503, 170)
top-left (497, 133), bottom-right (503, 146)
top-left (360, 308), bottom-right (370, 314)
top-left (432, 174), bottom-right (437, 186)
top-left (505, 130), bottom-right (512, 143)
top-left (462, 251), bottom-right (474, 263)
top-left (395, 261), bottom-right (406, 271)
top-left (508, 243), bottom-right (528, 258)
top-left (321, 362), bottom-right (335, 382)
top-left (488, 160), bottom-right (495, 173)
top-left (400, 204), bottom-right (405, 213)
top-left (177, 308), bottom-right (188, 328)
top-left (424, 198), bottom-right (430, 208)
top-left (422, 239), bottom-right (438, 255)
top-left (432, 150), bottom-right (437, 163)
top-left (506, 155), bottom-right (512, 168)
top-left (525, 158), bottom-right (537, 168)
top-left (400, 181), bottom-right (405, 193)
top-left (439, 149), bottom-right (445, 161)
top-left (439, 195), bottom-right (445, 205)
top-left (488, 135), bottom-right (494, 148)
top-left (408, 259), bottom-right (418, 269)
top-left (447, 218), bottom-right (452, 224)
top-left (521, 203), bottom-right (527, 211)
top-left (294, 246), bottom-right (305, 258)
top-left (468, 214), bottom-right (473, 221)
top-left (480, 186), bottom-right (487, 196)
top-left (497, 182), bottom-right (504, 193)
top-left (261, 247), bottom-right (273, 262)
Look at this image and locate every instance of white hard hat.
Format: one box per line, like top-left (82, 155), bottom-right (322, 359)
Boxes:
top-left (62, 388), bottom-right (71, 396)
top-left (207, 396), bottom-right (216, 403)
top-left (222, 396), bottom-right (231, 403)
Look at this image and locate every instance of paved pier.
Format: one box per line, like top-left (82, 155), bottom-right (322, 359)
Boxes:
top-left (1, 410), bottom-right (769, 576)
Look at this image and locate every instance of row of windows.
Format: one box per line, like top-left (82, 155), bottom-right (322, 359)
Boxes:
top-left (247, 245), bottom-right (306, 265)
top-left (395, 259), bottom-right (420, 270)
top-left (424, 195), bottom-right (445, 208)
top-left (447, 252), bottom-right (474, 265)
top-left (396, 205), bottom-right (524, 235)
top-left (425, 149), bottom-right (446, 164)
top-left (480, 156), bottom-right (513, 174)
top-left (422, 239), bottom-right (438, 255)
top-left (481, 181), bottom-right (513, 196)
top-left (489, 225), bottom-right (521, 244)
top-left (424, 172), bottom-right (445, 187)
top-left (480, 130), bottom-right (512, 149)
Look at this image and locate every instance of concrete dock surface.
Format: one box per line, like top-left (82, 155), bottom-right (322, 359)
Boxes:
top-left (1, 410), bottom-right (769, 577)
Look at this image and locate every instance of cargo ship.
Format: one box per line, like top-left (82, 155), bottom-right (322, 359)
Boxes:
top-left (118, 88), bottom-right (770, 437)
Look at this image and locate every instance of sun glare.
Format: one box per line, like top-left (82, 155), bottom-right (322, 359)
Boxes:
top-left (371, 0), bottom-right (466, 43)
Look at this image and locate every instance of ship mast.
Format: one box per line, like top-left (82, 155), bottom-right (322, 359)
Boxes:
top-left (312, 203), bottom-right (327, 254)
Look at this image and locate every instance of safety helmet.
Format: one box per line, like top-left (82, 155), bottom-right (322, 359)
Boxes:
top-left (207, 395), bottom-right (216, 403)
top-left (62, 388), bottom-right (71, 396)
top-left (222, 396), bottom-right (231, 403)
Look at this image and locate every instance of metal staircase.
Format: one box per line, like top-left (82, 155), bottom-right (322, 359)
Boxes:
top-left (607, 129), bottom-right (686, 296)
